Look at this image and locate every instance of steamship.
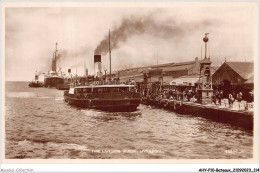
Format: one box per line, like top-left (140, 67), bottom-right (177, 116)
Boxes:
top-left (44, 43), bottom-right (65, 88)
top-left (64, 31), bottom-right (141, 111)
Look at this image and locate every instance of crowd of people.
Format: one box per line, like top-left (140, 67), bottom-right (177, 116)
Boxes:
top-left (142, 87), bottom-right (254, 109)
top-left (143, 88), bottom-right (197, 102)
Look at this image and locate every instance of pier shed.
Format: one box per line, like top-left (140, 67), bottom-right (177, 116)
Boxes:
top-left (212, 61), bottom-right (254, 99)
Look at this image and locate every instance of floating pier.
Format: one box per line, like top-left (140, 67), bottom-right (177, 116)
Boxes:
top-left (141, 98), bottom-right (254, 130)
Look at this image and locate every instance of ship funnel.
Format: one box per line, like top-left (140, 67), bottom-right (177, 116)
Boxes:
top-left (35, 74), bottom-right (39, 81)
top-left (94, 55), bottom-right (102, 77)
top-left (85, 68), bottom-right (88, 76)
top-left (94, 55), bottom-right (101, 63)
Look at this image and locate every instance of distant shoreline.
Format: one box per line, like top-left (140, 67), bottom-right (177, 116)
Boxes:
top-left (5, 80), bottom-right (34, 82)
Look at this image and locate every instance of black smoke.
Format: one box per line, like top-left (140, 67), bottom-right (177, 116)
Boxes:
top-left (94, 14), bottom-right (213, 55)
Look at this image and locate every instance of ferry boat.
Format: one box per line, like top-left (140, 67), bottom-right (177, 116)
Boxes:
top-left (64, 30), bottom-right (141, 111)
top-left (64, 84), bottom-right (141, 111)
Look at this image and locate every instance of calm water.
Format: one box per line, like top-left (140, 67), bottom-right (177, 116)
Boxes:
top-left (5, 81), bottom-right (253, 159)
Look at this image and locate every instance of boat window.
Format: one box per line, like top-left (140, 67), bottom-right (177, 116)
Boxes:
top-left (119, 87), bottom-right (129, 92)
top-left (102, 88), bottom-right (108, 93)
top-left (82, 88), bottom-right (92, 93)
top-left (107, 88), bottom-right (115, 93)
top-left (93, 88), bottom-right (98, 93)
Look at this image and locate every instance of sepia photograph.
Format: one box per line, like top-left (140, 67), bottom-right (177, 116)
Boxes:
top-left (1, 1), bottom-right (258, 165)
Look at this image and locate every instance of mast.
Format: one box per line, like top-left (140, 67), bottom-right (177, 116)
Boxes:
top-left (84, 60), bottom-right (86, 77)
top-left (52, 42), bottom-right (58, 72)
top-left (55, 42), bottom-right (58, 52)
top-left (109, 30), bottom-right (111, 76)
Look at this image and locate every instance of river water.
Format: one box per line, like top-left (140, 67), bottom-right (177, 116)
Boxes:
top-left (4, 81), bottom-right (253, 159)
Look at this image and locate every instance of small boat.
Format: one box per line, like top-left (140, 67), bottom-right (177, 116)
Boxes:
top-left (28, 81), bottom-right (43, 88)
top-left (29, 73), bottom-right (43, 88)
top-left (64, 84), bottom-right (141, 112)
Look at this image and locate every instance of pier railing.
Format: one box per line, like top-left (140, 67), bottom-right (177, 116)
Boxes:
top-left (72, 80), bottom-right (122, 87)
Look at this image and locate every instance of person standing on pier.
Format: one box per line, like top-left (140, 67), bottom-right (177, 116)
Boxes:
top-left (212, 91), bottom-right (217, 105)
top-left (237, 92), bottom-right (243, 102)
top-left (228, 93), bottom-right (235, 108)
top-left (218, 90), bottom-right (223, 106)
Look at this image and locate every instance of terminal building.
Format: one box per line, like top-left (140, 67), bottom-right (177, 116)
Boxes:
top-left (107, 57), bottom-right (218, 86)
top-left (103, 57), bottom-right (254, 102)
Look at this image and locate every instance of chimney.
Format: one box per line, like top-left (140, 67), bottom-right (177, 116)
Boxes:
top-left (94, 55), bottom-right (102, 77)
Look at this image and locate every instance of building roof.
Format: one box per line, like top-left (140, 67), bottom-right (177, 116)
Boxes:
top-left (170, 75), bottom-right (199, 86)
top-left (118, 59), bottom-right (199, 73)
top-left (163, 64), bottom-right (193, 72)
top-left (245, 75), bottom-right (254, 84)
top-left (162, 76), bottom-right (175, 84)
top-left (119, 74), bottom-right (144, 83)
top-left (150, 76), bottom-right (162, 83)
top-left (225, 62), bottom-right (254, 80)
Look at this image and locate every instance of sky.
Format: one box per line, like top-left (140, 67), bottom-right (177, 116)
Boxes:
top-left (4, 2), bottom-right (258, 81)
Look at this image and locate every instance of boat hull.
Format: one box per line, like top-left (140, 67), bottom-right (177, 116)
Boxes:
top-left (56, 83), bottom-right (70, 90)
top-left (44, 77), bottom-right (64, 88)
top-left (65, 97), bottom-right (140, 112)
top-left (28, 82), bottom-right (43, 88)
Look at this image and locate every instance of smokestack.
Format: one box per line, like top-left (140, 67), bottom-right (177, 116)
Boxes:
top-left (94, 55), bottom-right (102, 77)
top-left (35, 74), bottom-right (38, 81)
top-left (94, 55), bottom-right (101, 63)
top-left (85, 68), bottom-right (88, 76)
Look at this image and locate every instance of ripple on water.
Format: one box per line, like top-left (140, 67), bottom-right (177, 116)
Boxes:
top-left (5, 82), bottom-right (254, 159)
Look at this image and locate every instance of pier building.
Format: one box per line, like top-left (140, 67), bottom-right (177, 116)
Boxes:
top-left (212, 61), bottom-right (254, 101)
top-left (109, 57), bottom-right (211, 84)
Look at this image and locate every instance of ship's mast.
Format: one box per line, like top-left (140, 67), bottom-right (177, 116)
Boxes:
top-left (54, 42), bottom-right (58, 62)
top-left (109, 30), bottom-right (111, 76)
top-left (55, 42), bottom-right (58, 52)
top-left (52, 42), bottom-right (58, 72)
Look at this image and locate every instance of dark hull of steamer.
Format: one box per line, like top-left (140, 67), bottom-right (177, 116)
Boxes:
top-left (44, 77), bottom-right (65, 88)
top-left (64, 92), bottom-right (141, 112)
top-left (56, 83), bottom-right (70, 90)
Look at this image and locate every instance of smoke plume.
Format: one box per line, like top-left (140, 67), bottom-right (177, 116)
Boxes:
top-left (94, 14), bottom-right (213, 55)
top-left (55, 47), bottom-right (90, 68)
